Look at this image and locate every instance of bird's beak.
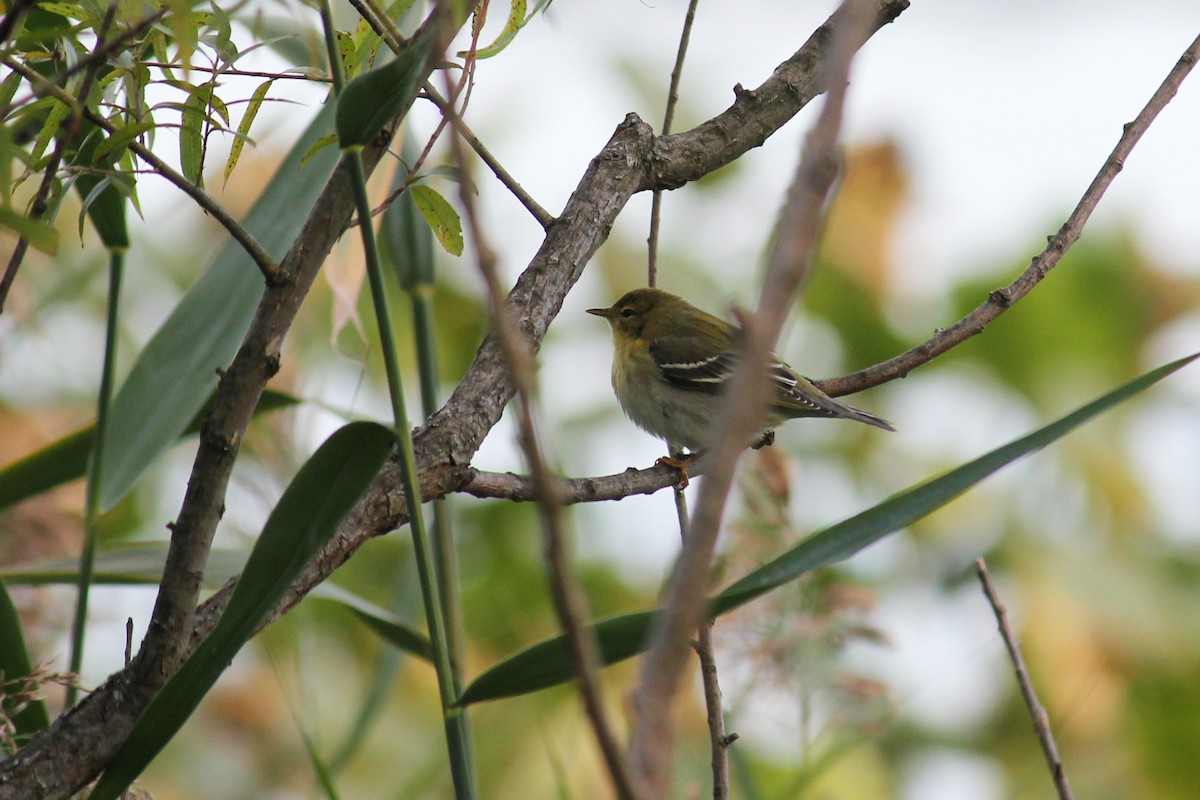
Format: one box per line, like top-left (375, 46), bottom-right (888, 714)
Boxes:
top-left (586, 307), bottom-right (612, 319)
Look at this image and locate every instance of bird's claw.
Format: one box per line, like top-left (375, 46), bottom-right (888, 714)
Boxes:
top-left (656, 453), bottom-right (698, 489)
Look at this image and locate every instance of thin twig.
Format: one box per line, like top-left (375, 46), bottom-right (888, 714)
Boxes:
top-left (816, 30), bottom-right (1200, 399)
top-left (627, 1), bottom-right (875, 792)
top-left (140, 61), bottom-right (332, 82)
top-left (673, 486), bottom-right (733, 800)
top-left (975, 558), bottom-right (1074, 800)
top-left (443, 68), bottom-right (645, 800)
top-left (647, 0), bottom-right (699, 286)
top-left (422, 84), bottom-right (553, 228)
top-left (0, 55), bottom-right (283, 285)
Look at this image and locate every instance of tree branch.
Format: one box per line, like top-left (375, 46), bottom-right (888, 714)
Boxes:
top-left (816, 29), bottom-right (1200, 399)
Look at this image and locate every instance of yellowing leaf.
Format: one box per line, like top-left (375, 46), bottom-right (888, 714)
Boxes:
top-left (224, 79), bottom-right (273, 183)
top-left (409, 185), bottom-right (462, 256)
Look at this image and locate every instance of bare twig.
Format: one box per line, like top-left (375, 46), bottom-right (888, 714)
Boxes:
top-left (647, 0), bottom-right (700, 286)
top-left (975, 558), bottom-right (1074, 800)
top-left (674, 486), bottom-right (733, 800)
top-left (817, 30), bottom-right (1200, 399)
top-left (140, 61), bottom-right (331, 82)
top-left (422, 84), bottom-right (554, 229)
top-left (627, 1), bottom-right (876, 792)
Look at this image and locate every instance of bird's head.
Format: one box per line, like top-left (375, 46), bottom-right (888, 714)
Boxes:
top-left (586, 288), bottom-right (682, 340)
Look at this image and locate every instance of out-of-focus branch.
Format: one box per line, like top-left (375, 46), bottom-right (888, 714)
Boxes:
top-left (627, 1), bottom-right (876, 791)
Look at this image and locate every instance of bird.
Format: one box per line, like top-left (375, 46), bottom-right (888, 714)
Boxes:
top-left (587, 288), bottom-right (893, 469)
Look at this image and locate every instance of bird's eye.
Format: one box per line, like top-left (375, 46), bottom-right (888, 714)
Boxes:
top-left (620, 308), bottom-right (635, 318)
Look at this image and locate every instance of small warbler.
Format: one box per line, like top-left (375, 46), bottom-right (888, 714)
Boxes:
top-left (588, 288), bottom-right (894, 459)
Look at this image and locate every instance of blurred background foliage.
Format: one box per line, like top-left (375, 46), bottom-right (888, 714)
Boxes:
top-left (2, 1), bottom-right (1200, 798)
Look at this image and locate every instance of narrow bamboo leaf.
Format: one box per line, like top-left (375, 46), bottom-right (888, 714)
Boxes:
top-left (459, 610), bottom-right (655, 704)
top-left (458, 353), bottom-right (1199, 704)
top-left (301, 133), bottom-right (339, 166)
top-left (31, 99), bottom-right (68, 162)
top-left (0, 207), bottom-right (59, 255)
top-left (311, 583), bottom-right (433, 661)
top-left (0, 543), bottom-right (249, 588)
top-left (98, 103), bottom-right (340, 512)
top-left (223, 79), bottom-right (273, 183)
top-left (76, 174), bottom-right (131, 249)
top-left (88, 421), bottom-right (395, 800)
top-left (92, 119), bottom-right (153, 164)
top-left (0, 389), bottom-right (298, 510)
top-left (0, 579), bottom-right (52, 750)
top-left (180, 90), bottom-right (205, 183)
top-left (334, 30), bottom-right (431, 149)
top-left (409, 185), bottom-right (463, 257)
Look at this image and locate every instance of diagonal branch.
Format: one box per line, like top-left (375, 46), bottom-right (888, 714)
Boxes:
top-left (816, 30), bottom-right (1200, 399)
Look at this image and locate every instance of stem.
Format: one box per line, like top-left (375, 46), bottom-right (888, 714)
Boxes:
top-left (320, 3), bottom-right (473, 794)
top-left (68, 249), bottom-right (124, 706)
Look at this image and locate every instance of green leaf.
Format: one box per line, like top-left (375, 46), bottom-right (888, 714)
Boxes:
top-left (180, 90), bottom-right (205, 184)
top-left (88, 421), bottom-right (395, 800)
top-left (75, 174), bottom-right (131, 250)
top-left (0, 207), bottom-right (59, 255)
top-left (335, 30), bottom-right (432, 149)
top-left (97, 103), bottom-right (341, 512)
top-left (409, 185), bottom-right (463, 257)
top-left (92, 119), bottom-right (154, 165)
top-left (0, 542), bottom-right (249, 588)
top-left (459, 609), bottom-right (656, 704)
top-left (30, 99), bottom-right (68, 162)
top-left (310, 583), bottom-right (433, 662)
top-left (223, 79), bottom-right (273, 183)
top-left (0, 579), bottom-right (52, 751)
top-left (0, 389), bottom-right (298, 511)
top-left (301, 133), bottom-right (339, 166)
top-left (459, 353), bottom-right (1200, 704)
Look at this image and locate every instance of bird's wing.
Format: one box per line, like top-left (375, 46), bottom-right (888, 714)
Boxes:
top-left (649, 335), bottom-right (738, 395)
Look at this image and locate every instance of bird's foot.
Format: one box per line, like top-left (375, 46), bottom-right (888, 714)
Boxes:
top-left (656, 452), bottom-right (700, 489)
top-left (751, 430), bottom-right (776, 450)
